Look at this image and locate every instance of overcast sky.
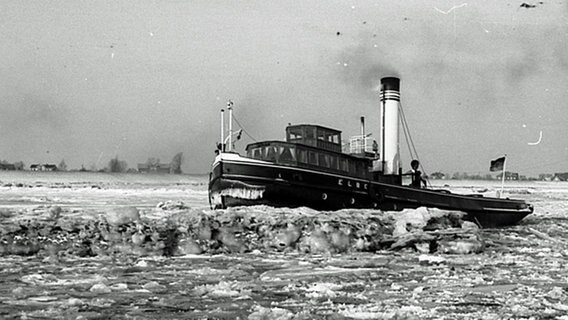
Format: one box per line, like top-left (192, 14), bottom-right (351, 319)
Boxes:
top-left (1, 0), bottom-right (567, 176)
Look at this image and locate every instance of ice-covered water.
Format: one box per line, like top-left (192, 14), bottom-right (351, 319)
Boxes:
top-left (1, 171), bottom-right (568, 319)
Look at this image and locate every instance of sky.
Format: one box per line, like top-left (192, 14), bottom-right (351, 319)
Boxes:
top-left (1, 0), bottom-right (567, 176)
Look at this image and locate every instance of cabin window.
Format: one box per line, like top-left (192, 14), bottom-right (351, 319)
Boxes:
top-left (339, 158), bottom-right (348, 172)
top-left (352, 162), bottom-right (366, 176)
top-left (266, 146), bottom-right (278, 161)
top-left (354, 162), bottom-right (362, 176)
top-left (348, 160), bottom-right (357, 175)
top-left (279, 146), bottom-right (296, 163)
top-left (318, 153), bottom-right (329, 168)
top-left (317, 130), bottom-right (326, 141)
top-left (297, 148), bottom-right (308, 163)
top-left (329, 155), bottom-right (338, 170)
top-left (308, 151), bottom-right (318, 165)
top-left (251, 147), bottom-right (263, 160)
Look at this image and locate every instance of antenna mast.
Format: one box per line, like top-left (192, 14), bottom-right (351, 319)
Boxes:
top-left (227, 100), bottom-right (234, 151)
top-left (220, 108), bottom-right (225, 152)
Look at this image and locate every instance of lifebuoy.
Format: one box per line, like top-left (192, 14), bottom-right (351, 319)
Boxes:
top-left (322, 193), bottom-right (328, 200)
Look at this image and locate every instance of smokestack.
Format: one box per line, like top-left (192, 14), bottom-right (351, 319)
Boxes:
top-left (379, 77), bottom-right (400, 175)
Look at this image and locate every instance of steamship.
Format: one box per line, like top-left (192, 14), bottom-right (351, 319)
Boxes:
top-left (208, 77), bottom-right (533, 227)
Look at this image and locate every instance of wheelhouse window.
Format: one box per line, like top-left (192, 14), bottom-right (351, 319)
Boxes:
top-left (287, 127), bottom-right (303, 141)
top-left (332, 134), bottom-right (339, 144)
top-left (306, 127), bottom-right (315, 139)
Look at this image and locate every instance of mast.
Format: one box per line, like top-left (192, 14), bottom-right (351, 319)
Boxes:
top-left (220, 108), bottom-right (225, 152)
top-left (499, 155), bottom-right (507, 198)
top-left (360, 116), bottom-right (366, 153)
top-left (227, 100), bottom-right (234, 152)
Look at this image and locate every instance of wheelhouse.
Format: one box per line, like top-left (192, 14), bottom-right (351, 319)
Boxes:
top-left (285, 124), bottom-right (342, 153)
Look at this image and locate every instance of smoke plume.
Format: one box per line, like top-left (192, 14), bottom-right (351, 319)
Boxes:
top-left (336, 41), bottom-right (399, 96)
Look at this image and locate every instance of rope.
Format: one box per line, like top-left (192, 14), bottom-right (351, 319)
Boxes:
top-left (399, 103), bottom-right (418, 160)
top-left (400, 108), bottom-right (416, 159)
top-left (232, 114), bottom-right (257, 142)
top-left (399, 102), bottom-right (431, 187)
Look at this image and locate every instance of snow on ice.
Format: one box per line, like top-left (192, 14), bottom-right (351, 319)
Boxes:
top-left (0, 171), bottom-right (567, 319)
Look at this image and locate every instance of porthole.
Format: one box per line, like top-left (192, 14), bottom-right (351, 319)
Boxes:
top-left (322, 193), bottom-right (328, 200)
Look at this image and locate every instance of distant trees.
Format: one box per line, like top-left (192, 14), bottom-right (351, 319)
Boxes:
top-left (108, 155), bottom-right (128, 173)
top-left (58, 159), bottom-right (68, 171)
top-left (141, 153), bottom-right (184, 174)
top-left (1, 153), bottom-right (183, 173)
top-left (0, 160), bottom-right (24, 171)
top-left (170, 152), bottom-right (183, 174)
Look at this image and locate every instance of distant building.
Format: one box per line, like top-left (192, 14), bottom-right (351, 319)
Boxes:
top-left (44, 164), bottom-right (57, 171)
top-left (137, 163), bottom-right (171, 174)
top-left (552, 173), bottom-right (568, 182)
top-left (30, 164), bottom-right (58, 171)
top-left (496, 171), bottom-right (519, 181)
top-left (156, 164), bottom-right (171, 174)
top-left (429, 172), bottom-right (446, 180)
top-left (0, 163), bottom-right (16, 170)
top-left (137, 163), bottom-right (149, 173)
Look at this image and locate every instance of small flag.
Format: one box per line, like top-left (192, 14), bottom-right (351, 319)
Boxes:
top-left (490, 156), bottom-right (506, 172)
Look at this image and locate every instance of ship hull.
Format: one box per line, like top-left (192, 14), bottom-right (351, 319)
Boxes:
top-left (209, 154), bottom-right (376, 210)
top-left (209, 153), bottom-right (533, 228)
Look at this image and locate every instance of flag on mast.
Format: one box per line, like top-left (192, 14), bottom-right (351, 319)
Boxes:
top-left (490, 156), bottom-right (506, 172)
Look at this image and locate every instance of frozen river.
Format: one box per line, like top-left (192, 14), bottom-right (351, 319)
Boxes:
top-left (0, 171), bottom-right (567, 319)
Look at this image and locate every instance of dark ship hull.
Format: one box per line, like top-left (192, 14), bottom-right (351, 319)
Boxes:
top-left (209, 153), bottom-right (533, 228)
